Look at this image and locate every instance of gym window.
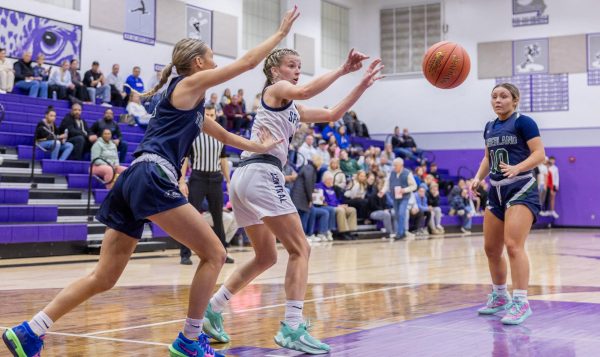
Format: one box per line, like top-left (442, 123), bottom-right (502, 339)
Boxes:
top-left (380, 3), bottom-right (442, 76)
top-left (243, 0), bottom-right (281, 50)
top-left (321, 1), bottom-right (349, 69)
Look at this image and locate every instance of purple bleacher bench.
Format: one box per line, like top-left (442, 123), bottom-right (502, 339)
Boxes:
top-left (0, 188), bottom-right (29, 204)
top-left (0, 223), bottom-right (87, 243)
top-left (0, 205), bottom-right (58, 223)
top-left (67, 174), bottom-right (105, 189)
top-left (42, 160), bottom-right (90, 175)
top-left (0, 132), bottom-right (33, 146)
top-left (94, 189), bottom-right (109, 204)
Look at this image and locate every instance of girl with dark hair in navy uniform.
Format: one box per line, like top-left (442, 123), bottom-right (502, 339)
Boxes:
top-left (2, 7), bottom-right (300, 357)
top-left (472, 83), bottom-right (545, 325)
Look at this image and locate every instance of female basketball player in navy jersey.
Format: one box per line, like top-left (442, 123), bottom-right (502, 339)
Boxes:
top-left (2, 7), bottom-right (299, 357)
top-left (471, 83), bottom-right (545, 325)
top-left (200, 49), bottom-right (383, 354)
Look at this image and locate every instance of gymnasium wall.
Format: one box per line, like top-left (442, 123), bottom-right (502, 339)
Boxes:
top-left (0, 0), bottom-right (364, 109)
top-left (351, 0), bottom-right (600, 147)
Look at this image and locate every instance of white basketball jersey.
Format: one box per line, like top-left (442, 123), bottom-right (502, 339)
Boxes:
top-left (241, 98), bottom-right (300, 165)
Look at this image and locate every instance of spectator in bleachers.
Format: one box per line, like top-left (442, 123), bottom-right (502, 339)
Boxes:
top-left (541, 156), bottom-right (560, 218)
top-left (13, 51), bottom-right (48, 98)
top-left (391, 127), bottom-right (424, 163)
top-left (448, 178), bottom-right (466, 210)
top-left (382, 143), bottom-right (396, 162)
top-left (126, 91), bottom-right (152, 128)
top-left (237, 88), bottom-right (246, 113)
top-left (344, 170), bottom-right (370, 220)
top-left (58, 103), bottom-right (93, 160)
top-left (339, 149), bottom-right (360, 176)
top-left (378, 155), bottom-right (392, 176)
top-left (325, 157), bottom-right (346, 189)
top-left (90, 108), bottom-right (128, 163)
top-left (48, 60), bottom-right (74, 100)
top-left (335, 125), bottom-right (350, 150)
top-left (427, 182), bottom-right (444, 234)
top-left (382, 157), bottom-right (417, 240)
top-left (91, 128), bottom-right (127, 189)
top-left (69, 59), bottom-right (91, 103)
top-left (83, 61), bottom-right (112, 107)
top-left (33, 54), bottom-right (49, 82)
top-left (224, 94), bottom-right (252, 134)
top-left (221, 88), bottom-right (232, 106)
top-left (316, 139), bottom-right (331, 167)
top-left (366, 172), bottom-right (395, 238)
top-left (451, 188), bottom-right (473, 234)
top-left (125, 66), bottom-right (144, 95)
top-left (208, 92), bottom-right (227, 127)
top-left (0, 48), bottom-right (15, 94)
top-left (317, 171), bottom-right (357, 240)
top-left (291, 155), bottom-right (322, 237)
top-left (414, 185), bottom-right (431, 237)
top-left (321, 122), bottom-right (335, 142)
top-left (106, 64), bottom-right (127, 107)
top-left (298, 135), bottom-right (317, 165)
top-left (413, 166), bottom-right (425, 187)
top-left (35, 107), bottom-right (73, 160)
top-left (306, 186), bottom-right (333, 242)
top-left (327, 137), bottom-right (340, 159)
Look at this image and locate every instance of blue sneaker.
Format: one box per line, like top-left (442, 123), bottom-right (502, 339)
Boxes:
top-left (2, 321), bottom-right (45, 357)
top-left (477, 291), bottom-right (511, 315)
top-left (169, 332), bottom-right (225, 357)
top-left (501, 298), bottom-right (532, 325)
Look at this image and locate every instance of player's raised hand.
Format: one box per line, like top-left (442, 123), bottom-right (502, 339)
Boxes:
top-left (279, 5), bottom-right (300, 36)
top-left (360, 59), bottom-right (385, 88)
top-left (341, 48), bottom-right (370, 74)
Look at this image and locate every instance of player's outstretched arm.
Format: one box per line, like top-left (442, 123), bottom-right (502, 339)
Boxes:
top-left (202, 119), bottom-right (283, 154)
top-left (270, 49), bottom-right (369, 101)
top-left (180, 6), bottom-right (299, 95)
top-left (297, 59), bottom-right (384, 123)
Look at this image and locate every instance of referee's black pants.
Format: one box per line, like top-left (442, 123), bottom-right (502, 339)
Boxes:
top-left (180, 170), bottom-right (227, 259)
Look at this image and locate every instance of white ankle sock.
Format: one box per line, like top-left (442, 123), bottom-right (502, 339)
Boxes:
top-left (493, 284), bottom-right (508, 295)
top-left (284, 300), bottom-right (304, 330)
top-left (513, 289), bottom-right (528, 301)
top-left (210, 285), bottom-right (233, 313)
top-left (183, 317), bottom-right (204, 340)
top-left (29, 311), bottom-right (53, 337)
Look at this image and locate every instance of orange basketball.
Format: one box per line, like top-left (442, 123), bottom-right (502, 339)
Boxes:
top-left (422, 41), bottom-right (471, 89)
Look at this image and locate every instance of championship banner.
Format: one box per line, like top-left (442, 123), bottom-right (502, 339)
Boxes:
top-left (124, 0), bottom-right (156, 45)
top-left (587, 33), bottom-right (600, 85)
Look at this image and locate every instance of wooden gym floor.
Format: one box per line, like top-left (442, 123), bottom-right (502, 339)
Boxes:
top-left (2, 228), bottom-right (600, 356)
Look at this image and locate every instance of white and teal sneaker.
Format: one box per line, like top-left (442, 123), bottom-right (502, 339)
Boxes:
top-left (274, 321), bottom-right (330, 355)
top-left (501, 298), bottom-right (532, 325)
top-left (203, 303), bottom-right (231, 343)
top-left (477, 291), bottom-right (511, 315)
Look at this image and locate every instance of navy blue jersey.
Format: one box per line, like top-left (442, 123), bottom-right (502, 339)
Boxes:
top-left (484, 112), bottom-right (540, 182)
top-left (134, 76), bottom-right (205, 179)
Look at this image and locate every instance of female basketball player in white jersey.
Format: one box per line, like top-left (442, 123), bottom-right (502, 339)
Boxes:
top-left (202, 49), bottom-right (383, 354)
top-left (2, 8), bottom-right (299, 357)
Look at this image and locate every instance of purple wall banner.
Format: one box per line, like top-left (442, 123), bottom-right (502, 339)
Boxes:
top-left (0, 7), bottom-right (82, 65)
top-left (124, 0), bottom-right (156, 45)
top-left (512, 0), bottom-right (549, 27)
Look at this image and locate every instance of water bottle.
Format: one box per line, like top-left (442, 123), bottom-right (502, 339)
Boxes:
top-left (64, 128), bottom-right (69, 140)
top-left (52, 90), bottom-right (57, 100)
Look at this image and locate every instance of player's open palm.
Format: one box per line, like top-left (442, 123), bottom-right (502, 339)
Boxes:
top-left (361, 59), bottom-right (385, 88)
top-left (279, 5), bottom-right (300, 36)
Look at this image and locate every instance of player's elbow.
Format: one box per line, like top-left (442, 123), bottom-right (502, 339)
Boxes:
top-left (242, 55), bottom-right (260, 71)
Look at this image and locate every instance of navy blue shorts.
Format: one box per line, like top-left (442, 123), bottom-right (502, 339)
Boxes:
top-left (96, 162), bottom-right (187, 238)
top-left (487, 176), bottom-right (540, 223)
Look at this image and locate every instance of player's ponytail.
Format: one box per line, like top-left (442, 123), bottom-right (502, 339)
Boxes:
top-left (141, 38), bottom-right (209, 98)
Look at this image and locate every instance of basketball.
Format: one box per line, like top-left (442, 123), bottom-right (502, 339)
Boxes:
top-left (422, 41), bottom-right (471, 89)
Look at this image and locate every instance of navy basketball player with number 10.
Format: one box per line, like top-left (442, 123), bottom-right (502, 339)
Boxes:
top-left (2, 7), bottom-right (300, 357)
top-left (472, 83), bottom-right (545, 325)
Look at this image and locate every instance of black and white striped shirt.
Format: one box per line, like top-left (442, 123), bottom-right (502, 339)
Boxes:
top-left (189, 132), bottom-right (227, 172)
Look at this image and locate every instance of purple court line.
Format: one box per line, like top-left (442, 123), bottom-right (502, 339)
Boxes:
top-left (225, 300), bottom-right (600, 356)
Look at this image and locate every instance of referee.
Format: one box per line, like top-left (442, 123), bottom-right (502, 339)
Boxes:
top-left (178, 105), bottom-right (234, 265)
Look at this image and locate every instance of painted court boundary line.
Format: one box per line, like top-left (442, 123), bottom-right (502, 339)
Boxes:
top-left (82, 283), bottom-right (420, 336)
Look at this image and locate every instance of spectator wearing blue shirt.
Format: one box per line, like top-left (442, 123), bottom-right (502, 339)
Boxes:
top-left (13, 51), bottom-right (48, 98)
top-left (125, 66), bottom-right (144, 94)
top-left (414, 185), bottom-right (431, 236)
top-left (451, 188), bottom-right (473, 234)
top-left (321, 122), bottom-right (335, 142)
top-left (334, 125), bottom-right (350, 150)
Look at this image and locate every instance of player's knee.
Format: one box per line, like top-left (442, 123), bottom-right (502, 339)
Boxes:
top-left (256, 249), bottom-right (278, 270)
top-left (484, 244), bottom-right (503, 260)
top-left (504, 238), bottom-right (524, 258)
top-left (90, 272), bottom-right (119, 293)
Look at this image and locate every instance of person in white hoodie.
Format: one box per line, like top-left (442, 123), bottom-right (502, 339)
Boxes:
top-left (0, 48), bottom-right (14, 93)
